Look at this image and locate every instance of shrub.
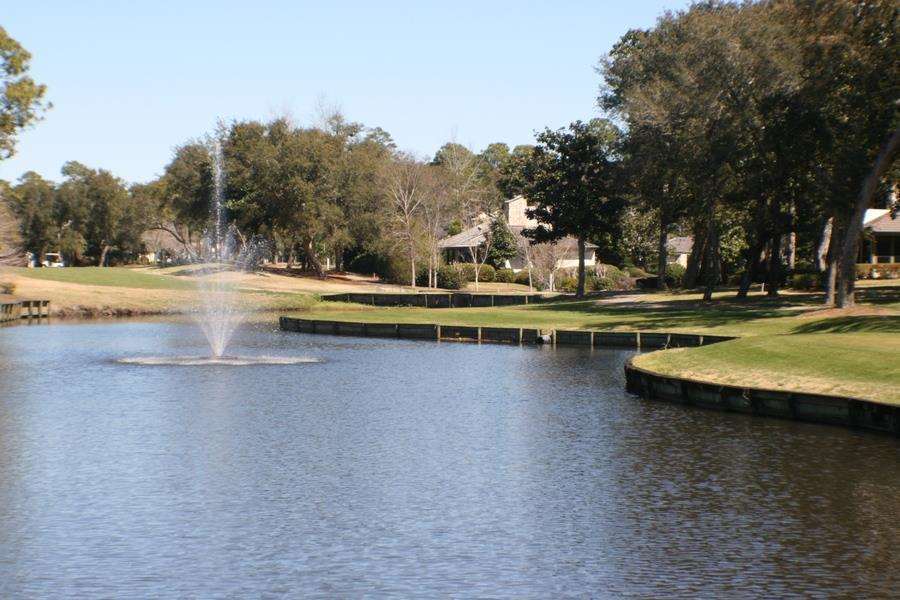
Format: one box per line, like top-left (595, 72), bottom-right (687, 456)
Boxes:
top-left (0, 281), bottom-right (15, 295)
top-left (477, 264), bottom-right (496, 283)
top-left (789, 273), bottom-right (820, 290)
top-left (627, 266), bottom-right (650, 278)
top-left (666, 263), bottom-right (686, 287)
top-left (458, 263), bottom-right (477, 281)
top-left (436, 265), bottom-right (464, 289)
top-left (514, 270), bottom-right (532, 285)
top-left (495, 268), bottom-right (515, 283)
top-left (348, 252), bottom-right (391, 279)
top-left (415, 266), bottom-right (430, 287)
top-left (556, 275), bottom-right (578, 293)
top-left (589, 275), bottom-right (615, 291)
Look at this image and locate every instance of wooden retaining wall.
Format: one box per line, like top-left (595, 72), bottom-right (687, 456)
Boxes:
top-left (321, 292), bottom-right (546, 308)
top-left (279, 316), bottom-right (732, 349)
top-left (0, 299), bottom-right (51, 323)
top-left (624, 359), bottom-right (900, 437)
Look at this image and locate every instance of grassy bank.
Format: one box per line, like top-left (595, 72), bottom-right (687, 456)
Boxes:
top-left (289, 283), bottom-right (900, 404)
top-left (0, 265), bottom-right (383, 317)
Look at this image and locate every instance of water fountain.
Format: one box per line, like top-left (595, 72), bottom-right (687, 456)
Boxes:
top-left (120, 137), bottom-right (318, 367)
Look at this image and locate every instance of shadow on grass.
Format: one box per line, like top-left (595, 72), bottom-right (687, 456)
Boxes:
top-left (856, 284), bottom-right (900, 305)
top-left (791, 315), bottom-right (900, 334)
top-left (521, 295), bottom-right (808, 331)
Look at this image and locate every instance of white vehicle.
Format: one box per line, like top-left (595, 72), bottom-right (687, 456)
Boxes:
top-left (42, 253), bottom-right (65, 268)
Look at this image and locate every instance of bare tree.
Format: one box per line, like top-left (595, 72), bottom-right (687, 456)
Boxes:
top-left (433, 142), bottom-right (496, 290)
top-left (420, 168), bottom-right (451, 288)
top-left (515, 231), bottom-right (535, 291)
top-left (530, 242), bottom-right (567, 292)
top-left (384, 155), bottom-right (426, 287)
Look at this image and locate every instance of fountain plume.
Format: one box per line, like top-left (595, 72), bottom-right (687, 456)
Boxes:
top-left (193, 139), bottom-right (268, 357)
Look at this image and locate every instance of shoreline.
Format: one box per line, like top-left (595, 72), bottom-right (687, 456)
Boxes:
top-left (278, 315), bottom-right (899, 436)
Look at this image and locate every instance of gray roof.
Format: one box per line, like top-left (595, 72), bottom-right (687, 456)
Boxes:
top-left (439, 223), bottom-right (598, 250)
top-left (667, 236), bottom-right (693, 254)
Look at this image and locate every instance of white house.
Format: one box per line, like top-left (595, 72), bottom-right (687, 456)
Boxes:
top-left (438, 196), bottom-right (598, 271)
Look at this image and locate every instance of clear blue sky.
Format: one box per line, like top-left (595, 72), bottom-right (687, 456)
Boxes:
top-left (2, 0), bottom-right (689, 185)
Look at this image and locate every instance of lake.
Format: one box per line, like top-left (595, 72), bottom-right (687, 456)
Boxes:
top-left (0, 320), bottom-right (897, 597)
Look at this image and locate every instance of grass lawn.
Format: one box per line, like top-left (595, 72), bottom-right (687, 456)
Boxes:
top-left (303, 286), bottom-right (900, 337)
top-left (633, 333), bottom-right (900, 405)
top-left (11, 266), bottom-right (198, 290)
top-left (297, 283), bottom-right (900, 405)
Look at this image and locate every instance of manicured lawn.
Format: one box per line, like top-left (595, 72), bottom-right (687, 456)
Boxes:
top-left (634, 333), bottom-right (900, 405)
top-left (10, 267), bottom-right (197, 290)
top-left (299, 285), bottom-right (900, 405)
top-left (305, 289), bottom-right (899, 337)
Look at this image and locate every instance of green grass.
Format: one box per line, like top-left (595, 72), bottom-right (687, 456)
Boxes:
top-left (634, 333), bottom-right (900, 405)
top-left (11, 267), bottom-right (198, 290)
top-left (298, 286), bottom-right (900, 405)
top-left (305, 294), bottom-right (900, 336)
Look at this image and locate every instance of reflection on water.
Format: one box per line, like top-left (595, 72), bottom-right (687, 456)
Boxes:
top-left (0, 320), bottom-right (897, 597)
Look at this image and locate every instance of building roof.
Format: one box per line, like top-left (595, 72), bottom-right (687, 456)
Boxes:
top-left (667, 236), bottom-right (693, 254)
top-left (864, 208), bottom-right (889, 225)
top-left (867, 211), bottom-right (900, 233)
top-left (438, 222), bottom-right (491, 249)
top-left (438, 222), bottom-right (598, 251)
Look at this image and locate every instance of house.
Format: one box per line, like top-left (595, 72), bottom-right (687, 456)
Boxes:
top-left (667, 236), bottom-right (693, 267)
top-left (438, 196), bottom-right (598, 271)
top-left (858, 208), bottom-right (899, 266)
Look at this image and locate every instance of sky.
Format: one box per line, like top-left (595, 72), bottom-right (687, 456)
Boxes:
top-left (2, 0), bottom-right (690, 185)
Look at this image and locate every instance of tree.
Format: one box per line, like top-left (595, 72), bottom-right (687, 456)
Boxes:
top-left (8, 172), bottom-right (56, 264)
top-left (383, 155), bottom-right (427, 287)
top-left (56, 162), bottom-right (141, 266)
top-left (0, 180), bottom-right (24, 264)
top-left (433, 141), bottom-right (494, 290)
top-left (513, 119), bottom-right (624, 297)
top-left (486, 217), bottom-right (517, 268)
top-left (530, 242), bottom-right (567, 292)
top-left (0, 26), bottom-right (49, 160)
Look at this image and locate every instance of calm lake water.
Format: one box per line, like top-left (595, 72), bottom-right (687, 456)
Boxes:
top-left (0, 320), bottom-right (897, 598)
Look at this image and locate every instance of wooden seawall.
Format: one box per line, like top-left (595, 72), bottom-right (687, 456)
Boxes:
top-left (1, 299), bottom-right (51, 323)
top-left (624, 359), bottom-right (900, 437)
top-left (279, 316), bottom-right (733, 349)
top-left (321, 292), bottom-right (547, 308)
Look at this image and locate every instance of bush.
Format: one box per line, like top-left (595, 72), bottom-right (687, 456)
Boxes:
top-left (456, 263), bottom-right (496, 283)
top-left (556, 275), bottom-right (578, 293)
top-left (514, 270), bottom-right (532, 286)
top-left (0, 281), bottom-right (15, 295)
top-left (495, 268), bottom-right (515, 283)
top-left (436, 265), bottom-right (464, 289)
top-left (789, 273), bottom-right (820, 290)
top-left (627, 266), bottom-right (650, 278)
top-left (348, 252), bottom-right (391, 279)
top-left (589, 275), bottom-right (615, 291)
top-left (477, 264), bottom-right (496, 282)
top-left (666, 263), bottom-right (686, 287)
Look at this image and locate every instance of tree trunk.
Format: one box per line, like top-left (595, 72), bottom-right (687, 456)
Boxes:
top-left (836, 126), bottom-right (900, 308)
top-left (683, 222), bottom-right (706, 289)
top-left (702, 206), bottom-right (718, 302)
top-left (99, 244), bottom-right (111, 267)
top-left (823, 222), bottom-right (842, 306)
top-left (409, 242), bottom-right (416, 289)
top-left (657, 220), bottom-right (669, 291)
top-left (305, 239), bottom-right (324, 278)
top-left (737, 236), bottom-right (766, 299)
top-left (816, 218), bottom-right (832, 272)
top-left (576, 237), bottom-right (586, 298)
top-left (766, 235), bottom-right (782, 297)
